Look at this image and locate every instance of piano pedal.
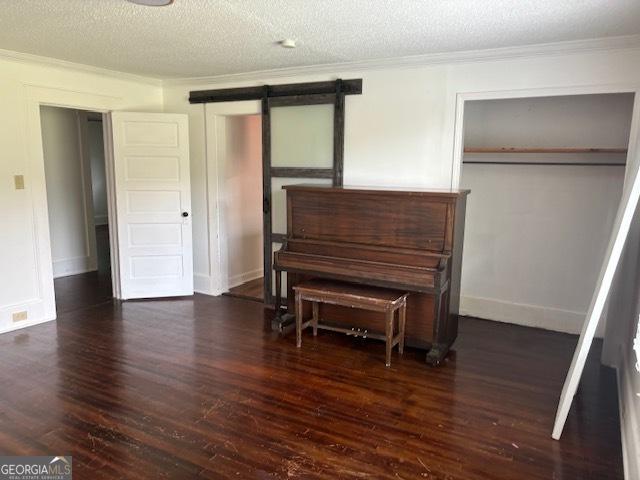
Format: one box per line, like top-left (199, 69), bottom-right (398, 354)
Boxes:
top-left (346, 328), bottom-right (368, 339)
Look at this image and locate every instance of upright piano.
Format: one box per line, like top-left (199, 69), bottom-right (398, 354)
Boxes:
top-left (273, 185), bottom-right (469, 365)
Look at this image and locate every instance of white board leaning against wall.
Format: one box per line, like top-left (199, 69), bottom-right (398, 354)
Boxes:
top-left (553, 117), bottom-right (640, 440)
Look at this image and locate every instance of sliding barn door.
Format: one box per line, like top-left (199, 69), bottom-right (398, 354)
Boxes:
top-left (263, 93), bottom-right (344, 305)
top-left (110, 112), bottom-right (193, 299)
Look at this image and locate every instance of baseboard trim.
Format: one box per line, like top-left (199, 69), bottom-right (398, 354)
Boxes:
top-left (0, 298), bottom-right (54, 335)
top-left (0, 316), bottom-right (56, 335)
top-left (228, 269), bottom-right (262, 289)
top-left (617, 352), bottom-right (640, 480)
top-left (459, 295), bottom-right (601, 336)
top-left (194, 273), bottom-right (222, 296)
top-left (52, 255), bottom-right (97, 279)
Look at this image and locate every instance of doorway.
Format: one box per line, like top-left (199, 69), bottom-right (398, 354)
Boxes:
top-left (25, 85), bottom-right (193, 326)
top-left (220, 114), bottom-right (265, 302)
top-left (206, 105), bottom-right (336, 305)
top-left (86, 113), bottom-right (112, 276)
top-left (203, 82), bottom-right (349, 311)
top-left (40, 106), bottom-right (112, 313)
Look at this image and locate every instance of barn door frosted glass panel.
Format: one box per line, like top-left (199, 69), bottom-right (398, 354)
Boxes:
top-left (270, 103), bottom-right (335, 237)
top-left (267, 103), bottom-right (335, 302)
top-left (270, 104), bottom-right (334, 168)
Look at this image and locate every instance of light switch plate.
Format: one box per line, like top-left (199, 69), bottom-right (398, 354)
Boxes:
top-left (12, 311), bottom-right (27, 322)
top-left (14, 175), bottom-right (25, 190)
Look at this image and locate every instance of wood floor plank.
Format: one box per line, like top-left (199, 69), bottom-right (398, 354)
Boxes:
top-left (0, 273), bottom-right (623, 479)
top-left (224, 277), bottom-right (264, 302)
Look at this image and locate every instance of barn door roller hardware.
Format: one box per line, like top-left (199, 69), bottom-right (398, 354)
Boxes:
top-left (189, 79), bottom-right (362, 104)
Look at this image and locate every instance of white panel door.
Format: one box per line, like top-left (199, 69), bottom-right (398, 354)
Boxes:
top-left (110, 112), bottom-right (193, 299)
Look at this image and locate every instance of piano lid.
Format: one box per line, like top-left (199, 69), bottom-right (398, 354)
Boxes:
top-left (282, 184), bottom-right (467, 253)
top-left (282, 184), bottom-right (470, 197)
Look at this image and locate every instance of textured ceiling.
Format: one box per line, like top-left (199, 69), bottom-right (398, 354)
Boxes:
top-left (0, 0), bottom-right (639, 79)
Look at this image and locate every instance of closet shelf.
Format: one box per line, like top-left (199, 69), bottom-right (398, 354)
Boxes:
top-left (464, 147), bottom-right (627, 154)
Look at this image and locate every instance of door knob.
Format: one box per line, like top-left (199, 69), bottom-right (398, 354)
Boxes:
top-left (182, 212), bottom-right (189, 217)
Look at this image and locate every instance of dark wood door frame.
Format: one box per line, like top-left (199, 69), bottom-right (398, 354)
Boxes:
top-left (263, 83), bottom-right (351, 312)
top-left (189, 79), bottom-right (362, 312)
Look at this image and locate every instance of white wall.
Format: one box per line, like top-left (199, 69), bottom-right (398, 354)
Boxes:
top-left (460, 94), bottom-right (633, 335)
top-left (163, 46), bottom-right (640, 292)
top-left (223, 115), bottom-right (263, 288)
top-left (464, 94), bottom-right (634, 149)
top-left (41, 106), bottom-right (96, 278)
top-left (0, 54), bottom-right (162, 334)
top-left (88, 119), bottom-right (108, 225)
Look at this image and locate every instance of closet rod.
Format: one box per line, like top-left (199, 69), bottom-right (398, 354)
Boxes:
top-left (463, 161), bottom-right (626, 166)
top-left (464, 147), bottom-right (627, 154)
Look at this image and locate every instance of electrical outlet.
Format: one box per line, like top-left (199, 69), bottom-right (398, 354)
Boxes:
top-left (14, 175), bottom-right (25, 190)
top-left (12, 311), bottom-right (27, 322)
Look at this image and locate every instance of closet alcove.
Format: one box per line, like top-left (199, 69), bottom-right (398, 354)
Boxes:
top-left (459, 93), bottom-right (635, 336)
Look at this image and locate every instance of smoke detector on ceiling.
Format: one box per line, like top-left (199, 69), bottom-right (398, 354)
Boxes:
top-left (127, 0), bottom-right (174, 6)
top-left (280, 39), bottom-right (297, 49)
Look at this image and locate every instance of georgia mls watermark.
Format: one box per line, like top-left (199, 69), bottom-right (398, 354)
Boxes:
top-left (0, 456), bottom-right (72, 480)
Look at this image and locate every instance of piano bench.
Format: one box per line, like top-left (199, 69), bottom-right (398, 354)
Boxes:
top-left (292, 279), bottom-right (408, 367)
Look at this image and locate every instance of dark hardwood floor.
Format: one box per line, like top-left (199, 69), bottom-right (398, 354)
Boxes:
top-left (95, 224), bottom-right (111, 275)
top-left (0, 275), bottom-right (622, 479)
top-left (224, 276), bottom-right (264, 302)
top-left (53, 224), bottom-right (113, 315)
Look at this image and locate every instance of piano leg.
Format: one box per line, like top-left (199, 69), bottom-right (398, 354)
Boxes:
top-left (272, 313), bottom-right (296, 333)
top-left (426, 343), bottom-right (450, 366)
top-left (398, 301), bottom-right (406, 355)
top-left (426, 287), bottom-right (450, 366)
top-left (271, 269), bottom-right (296, 332)
top-left (274, 270), bottom-right (281, 313)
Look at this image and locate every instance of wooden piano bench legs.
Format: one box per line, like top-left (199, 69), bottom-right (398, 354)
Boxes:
top-left (293, 280), bottom-right (408, 367)
top-left (385, 302), bottom-right (407, 367)
top-left (294, 293), bottom-right (319, 348)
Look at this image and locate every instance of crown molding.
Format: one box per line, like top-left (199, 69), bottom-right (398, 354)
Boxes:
top-left (2, 33), bottom-right (639, 89)
top-left (163, 34), bottom-right (640, 87)
top-left (0, 48), bottom-right (163, 86)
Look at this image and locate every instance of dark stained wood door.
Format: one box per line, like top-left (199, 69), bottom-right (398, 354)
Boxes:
top-left (262, 90), bottom-right (346, 306)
